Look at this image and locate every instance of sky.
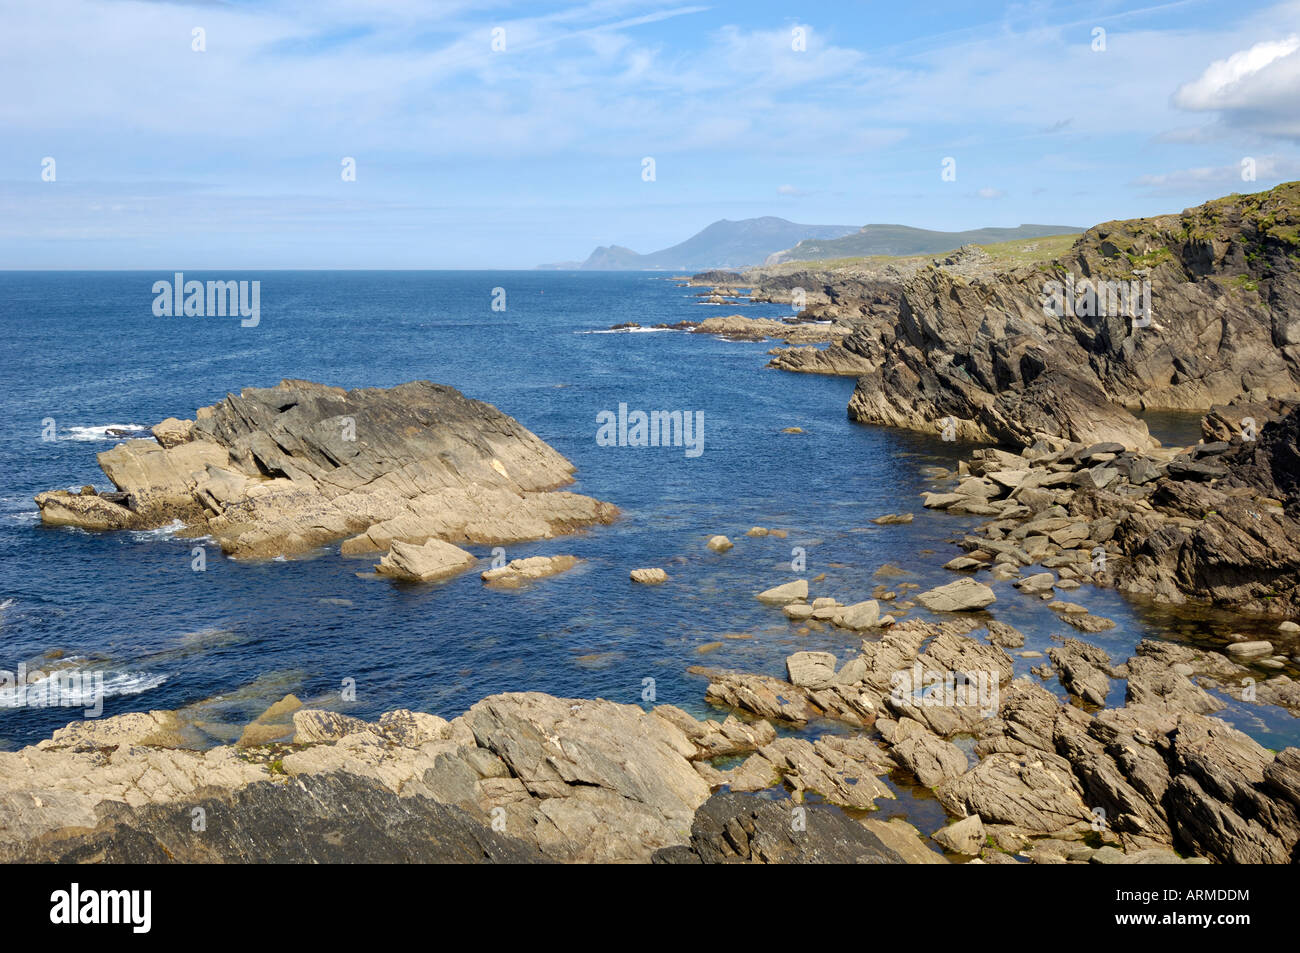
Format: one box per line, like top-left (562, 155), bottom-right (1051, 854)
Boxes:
top-left (1, 0), bottom-right (1299, 268)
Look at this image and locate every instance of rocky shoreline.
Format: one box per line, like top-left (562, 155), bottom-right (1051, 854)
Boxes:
top-left (13, 416), bottom-right (1300, 861)
top-left (6, 605), bottom-right (1297, 863)
top-left (13, 184), bottom-right (1300, 865)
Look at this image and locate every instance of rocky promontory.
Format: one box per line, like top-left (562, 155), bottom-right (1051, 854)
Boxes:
top-left (721, 183), bottom-right (1300, 615)
top-left (845, 186), bottom-right (1299, 447)
top-left (744, 184), bottom-right (1300, 450)
top-left (35, 379), bottom-right (617, 560)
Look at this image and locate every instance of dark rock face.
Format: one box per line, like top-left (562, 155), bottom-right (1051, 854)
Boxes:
top-left (1111, 406), bottom-right (1300, 614)
top-left (687, 270), bottom-right (745, 286)
top-left (1223, 402), bottom-right (1300, 516)
top-left (6, 773), bottom-right (549, 864)
top-left (652, 792), bottom-right (906, 864)
top-left (838, 183), bottom-right (1300, 449)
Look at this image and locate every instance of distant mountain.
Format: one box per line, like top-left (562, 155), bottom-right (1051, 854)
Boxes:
top-left (767, 223), bottom-right (1084, 264)
top-left (538, 217), bottom-right (859, 271)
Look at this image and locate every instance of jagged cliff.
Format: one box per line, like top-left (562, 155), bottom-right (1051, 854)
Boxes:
top-left (763, 183), bottom-right (1300, 449)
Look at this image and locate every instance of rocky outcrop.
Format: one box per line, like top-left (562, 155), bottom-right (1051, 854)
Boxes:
top-left (0, 692), bottom-right (784, 864)
top-left (920, 416), bottom-right (1300, 616)
top-left (692, 612), bottom-right (1300, 863)
top-left (5, 612), bottom-right (1297, 864)
top-left (841, 183), bottom-right (1300, 449)
top-left (1108, 406), bottom-right (1300, 615)
top-left (652, 793), bottom-right (905, 864)
top-left (35, 380), bottom-right (617, 559)
top-left (7, 773), bottom-right (549, 864)
top-left (767, 343), bottom-right (878, 376)
top-left (690, 314), bottom-right (852, 344)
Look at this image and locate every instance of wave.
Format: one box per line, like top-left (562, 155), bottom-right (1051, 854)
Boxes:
top-left (64, 424), bottom-right (149, 442)
top-left (128, 519), bottom-right (187, 541)
top-left (577, 327), bottom-right (675, 335)
top-left (0, 667), bottom-right (167, 709)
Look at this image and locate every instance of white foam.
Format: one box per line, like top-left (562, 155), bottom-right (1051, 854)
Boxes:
top-left (102, 671), bottom-right (168, 697)
top-left (0, 668), bottom-right (166, 708)
top-left (64, 424), bottom-right (149, 442)
top-left (128, 519), bottom-right (186, 541)
top-left (578, 327), bottom-right (674, 334)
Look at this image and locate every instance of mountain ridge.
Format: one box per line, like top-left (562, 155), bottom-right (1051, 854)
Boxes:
top-left (541, 217), bottom-right (1082, 271)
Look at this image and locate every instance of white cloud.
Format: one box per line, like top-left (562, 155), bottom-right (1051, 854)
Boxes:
top-left (1172, 34), bottom-right (1300, 139)
top-left (976, 187), bottom-right (1004, 199)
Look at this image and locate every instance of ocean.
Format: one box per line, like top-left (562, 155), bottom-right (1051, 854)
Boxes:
top-left (1, 270), bottom-right (1295, 781)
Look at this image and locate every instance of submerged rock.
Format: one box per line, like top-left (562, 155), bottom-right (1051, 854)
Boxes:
top-left (481, 554), bottom-right (578, 586)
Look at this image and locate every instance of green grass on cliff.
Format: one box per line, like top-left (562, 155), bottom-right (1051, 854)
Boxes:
top-left (1187, 181), bottom-right (1300, 248)
top-left (975, 233), bottom-right (1082, 266)
top-left (751, 234), bottom-right (1080, 275)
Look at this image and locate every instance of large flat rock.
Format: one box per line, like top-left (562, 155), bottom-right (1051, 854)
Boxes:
top-left (36, 379), bottom-right (617, 559)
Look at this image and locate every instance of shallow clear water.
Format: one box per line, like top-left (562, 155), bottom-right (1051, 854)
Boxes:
top-left (0, 271), bottom-right (1295, 756)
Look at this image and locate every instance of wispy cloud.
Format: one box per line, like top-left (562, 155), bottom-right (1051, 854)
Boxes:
top-left (2, 0), bottom-right (1298, 267)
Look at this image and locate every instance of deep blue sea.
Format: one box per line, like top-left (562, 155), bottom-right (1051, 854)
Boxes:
top-left (1, 271), bottom-right (1295, 774)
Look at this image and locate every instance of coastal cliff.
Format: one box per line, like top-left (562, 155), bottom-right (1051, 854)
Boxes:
top-left (737, 183), bottom-right (1300, 616)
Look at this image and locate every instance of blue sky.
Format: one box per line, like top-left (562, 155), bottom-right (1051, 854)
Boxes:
top-left (2, 0), bottom-right (1298, 268)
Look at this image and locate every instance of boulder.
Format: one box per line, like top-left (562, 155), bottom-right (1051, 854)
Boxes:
top-left (833, 600), bottom-right (881, 631)
top-left (756, 579), bottom-right (808, 604)
top-left (1227, 641), bottom-right (1274, 660)
top-left (653, 793), bottom-right (905, 864)
top-left (375, 538), bottom-right (477, 582)
top-left (932, 814), bottom-right (986, 855)
top-left (915, 578), bottom-right (996, 612)
top-left (150, 417), bottom-right (194, 448)
top-left (481, 554), bottom-right (578, 586)
top-left (1015, 572), bottom-right (1056, 594)
top-left (786, 652), bottom-right (837, 689)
